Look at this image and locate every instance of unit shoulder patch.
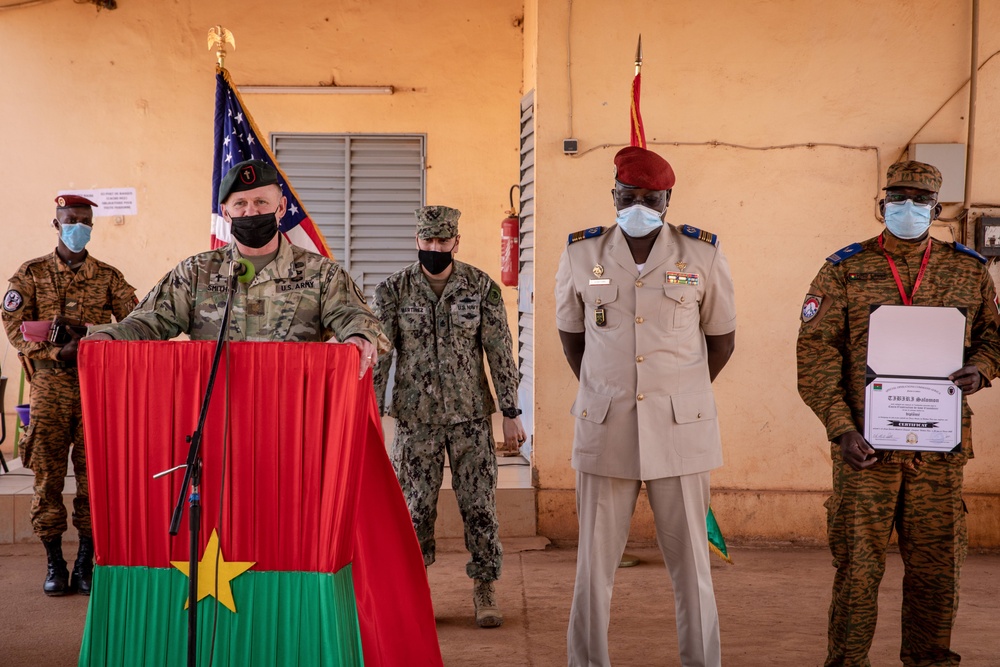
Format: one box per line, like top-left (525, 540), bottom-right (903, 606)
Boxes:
top-left (680, 225), bottom-right (718, 247)
top-left (487, 283), bottom-right (502, 305)
top-left (825, 243), bottom-right (864, 265)
top-left (3, 289), bottom-right (23, 313)
top-left (953, 242), bottom-right (987, 264)
top-left (352, 280), bottom-right (366, 303)
top-left (801, 294), bottom-right (823, 323)
top-left (567, 226), bottom-right (606, 245)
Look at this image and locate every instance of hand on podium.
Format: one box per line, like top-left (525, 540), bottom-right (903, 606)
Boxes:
top-left (345, 335), bottom-right (378, 379)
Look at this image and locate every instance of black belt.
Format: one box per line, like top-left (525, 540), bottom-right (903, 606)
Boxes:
top-left (32, 359), bottom-right (76, 370)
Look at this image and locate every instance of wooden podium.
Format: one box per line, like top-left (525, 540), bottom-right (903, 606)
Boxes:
top-left (77, 341), bottom-right (442, 667)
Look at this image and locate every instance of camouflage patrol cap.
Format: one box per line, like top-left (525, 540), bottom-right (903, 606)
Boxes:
top-left (884, 161), bottom-right (942, 193)
top-left (218, 159), bottom-right (280, 205)
top-left (415, 205), bottom-right (460, 239)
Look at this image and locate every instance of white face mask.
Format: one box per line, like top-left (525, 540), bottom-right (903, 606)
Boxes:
top-left (615, 204), bottom-right (664, 237)
top-left (884, 200), bottom-right (933, 240)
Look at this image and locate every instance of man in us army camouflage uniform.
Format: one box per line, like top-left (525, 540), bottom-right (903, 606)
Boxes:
top-left (88, 159), bottom-right (389, 372)
top-left (372, 205), bottom-right (525, 628)
top-left (797, 161), bottom-right (1000, 667)
top-left (3, 194), bottom-right (137, 597)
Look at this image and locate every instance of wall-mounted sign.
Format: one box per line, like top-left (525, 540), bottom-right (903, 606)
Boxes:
top-left (58, 188), bottom-right (137, 216)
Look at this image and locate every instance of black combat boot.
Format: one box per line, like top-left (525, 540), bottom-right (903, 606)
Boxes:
top-left (71, 535), bottom-right (95, 596)
top-left (42, 536), bottom-right (71, 596)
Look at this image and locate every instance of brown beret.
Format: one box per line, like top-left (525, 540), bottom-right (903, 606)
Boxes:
top-left (613, 146), bottom-right (676, 191)
top-left (55, 194), bottom-right (98, 209)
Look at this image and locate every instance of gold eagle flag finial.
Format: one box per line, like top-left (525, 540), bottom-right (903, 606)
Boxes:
top-left (208, 25), bottom-right (236, 69)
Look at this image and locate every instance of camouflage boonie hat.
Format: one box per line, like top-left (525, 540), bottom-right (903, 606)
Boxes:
top-left (415, 205), bottom-right (460, 239)
top-left (884, 161), bottom-right (942, 193)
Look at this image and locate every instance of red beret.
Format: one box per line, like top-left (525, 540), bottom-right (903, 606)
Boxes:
top-left (55, 194), bottom-right (98, 209)
top-left (613, 146), bottom-right (676, 190)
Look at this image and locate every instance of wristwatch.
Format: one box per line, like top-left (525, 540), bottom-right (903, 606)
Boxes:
top-left (501, 408), bottom-right (522, 419)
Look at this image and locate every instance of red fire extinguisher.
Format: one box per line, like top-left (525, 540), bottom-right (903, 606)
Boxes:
top-left (501, 185), bottom-right (519, 287)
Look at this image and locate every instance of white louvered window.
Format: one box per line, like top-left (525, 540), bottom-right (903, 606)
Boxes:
top-left (517, 92), bottom-right (535, 457)
top-left (271, 134), bottom-right (426, 299)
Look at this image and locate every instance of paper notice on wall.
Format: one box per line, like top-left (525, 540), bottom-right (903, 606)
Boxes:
top-left (58, 188), bottom-right (137, 216)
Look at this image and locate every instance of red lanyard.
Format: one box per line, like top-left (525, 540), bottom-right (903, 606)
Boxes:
top-left (877, 234), bottom-right (932, 306)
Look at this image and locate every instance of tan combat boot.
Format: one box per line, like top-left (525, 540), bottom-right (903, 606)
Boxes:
top-left (473, 578), bottom-right (503, 628)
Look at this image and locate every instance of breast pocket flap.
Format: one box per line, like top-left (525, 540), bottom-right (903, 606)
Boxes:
top-left (663, 284), bottom-right (697, 304)
top-left (583, 284), bottom-right (619, 306)
top-left (670, 390), bottom-right (717, 424)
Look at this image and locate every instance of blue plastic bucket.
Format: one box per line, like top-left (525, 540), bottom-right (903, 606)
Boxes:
top-left (15, 404), bottom-right (29, 427)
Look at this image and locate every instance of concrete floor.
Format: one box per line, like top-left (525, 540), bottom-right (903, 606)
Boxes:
top-left (1, 539), bottom-right (998, 666)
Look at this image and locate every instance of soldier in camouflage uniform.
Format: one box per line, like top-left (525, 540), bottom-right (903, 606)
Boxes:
top-left (372, 205), bottom-right (525, 628)
top-left (797, 161), bottom-right (1000, 667)
top-left (88, 160), bottom-right (389, 370)
top-left (3, 194), bottom-right (137, 597)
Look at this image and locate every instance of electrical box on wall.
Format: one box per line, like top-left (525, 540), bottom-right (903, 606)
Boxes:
top-left (908, 143), bottom-right (966, 203)
top-left (961, 207), bottom-right (1000, 253)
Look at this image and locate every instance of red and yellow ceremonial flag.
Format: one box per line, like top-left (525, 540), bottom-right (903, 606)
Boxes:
top-left (78, 341), bottom-right (442, 666)
top-left (630, 70), bottom-right (647, 149)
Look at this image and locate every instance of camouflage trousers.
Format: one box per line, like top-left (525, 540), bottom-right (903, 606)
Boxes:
top-left (391, 418), bottom-right (502, 581)
top-left (825, 445), bottom-right (967, 667)
top-left (26, 369), bottom-right (90, 541)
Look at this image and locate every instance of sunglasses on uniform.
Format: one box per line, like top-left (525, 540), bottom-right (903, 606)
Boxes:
top-left (884, 192), bottom-right (938, 206)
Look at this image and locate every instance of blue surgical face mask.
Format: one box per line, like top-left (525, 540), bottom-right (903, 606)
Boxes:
top-left (60, 223), bottom-right (92, 253)
top-left (615, 204), bottom-right (664, 237)
top-left (884, 200), bottom-right (933, 240)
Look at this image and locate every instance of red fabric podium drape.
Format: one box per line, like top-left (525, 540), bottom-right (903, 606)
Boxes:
top-left (78, 341), bottom-right (442, 666)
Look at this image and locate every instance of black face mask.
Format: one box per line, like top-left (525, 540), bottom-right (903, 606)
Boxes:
top-left (418, 249), bottom-right (454, 275)
top-left (230, 212), bottom-right (278, 248)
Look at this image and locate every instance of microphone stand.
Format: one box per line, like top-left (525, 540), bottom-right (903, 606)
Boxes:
top-left (164, 262), bottom-right (243, 667)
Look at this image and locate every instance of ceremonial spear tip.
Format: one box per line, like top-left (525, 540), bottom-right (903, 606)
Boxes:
top-left (634, 34), bottom-right (643, 74)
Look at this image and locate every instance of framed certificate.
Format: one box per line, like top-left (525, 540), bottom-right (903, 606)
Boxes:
top-left (864, 305), bottom-right (967, 452)
top-left (864, 378), bottom-right (961, 451)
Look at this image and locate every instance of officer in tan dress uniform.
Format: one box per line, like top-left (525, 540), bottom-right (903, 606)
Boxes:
top-left (555, 147), bottom-right (737, 667)
top-left (3, 194), bottom-right (137, 597)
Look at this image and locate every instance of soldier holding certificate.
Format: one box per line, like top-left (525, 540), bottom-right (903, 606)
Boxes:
top-left (796, 160), bottom-right (1000, 667)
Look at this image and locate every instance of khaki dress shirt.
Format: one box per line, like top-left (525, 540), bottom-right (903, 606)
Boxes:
top-left (555, 224), bottom-right (737, 480)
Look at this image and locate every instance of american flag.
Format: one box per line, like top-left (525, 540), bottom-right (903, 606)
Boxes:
top-left (210, 67), bottom-right (332, 257)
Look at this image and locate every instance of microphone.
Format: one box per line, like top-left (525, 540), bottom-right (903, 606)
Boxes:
top-left (231, 259), bottom-right (256, 284)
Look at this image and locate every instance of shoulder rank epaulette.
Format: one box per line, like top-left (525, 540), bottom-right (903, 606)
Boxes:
top-left (953, 242), bottom-right (987, 264)
top-left (680, 225), bottom-right (718, 247)
top-left (826, 243), bottom-right (864, 265)
top-left (567, 226), bottom-right (606, 245)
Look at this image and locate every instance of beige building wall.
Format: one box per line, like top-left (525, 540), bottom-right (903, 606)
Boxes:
top-left (531, 0), bottom-right (1000, 547)
top-left (0, 2), bottom-right (525, 433)
top-left (2, 0), bottom-right (998, 548)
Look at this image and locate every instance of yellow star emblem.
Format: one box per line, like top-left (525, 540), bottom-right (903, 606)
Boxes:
top-left (170, 529), bottom-right (255, 613)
